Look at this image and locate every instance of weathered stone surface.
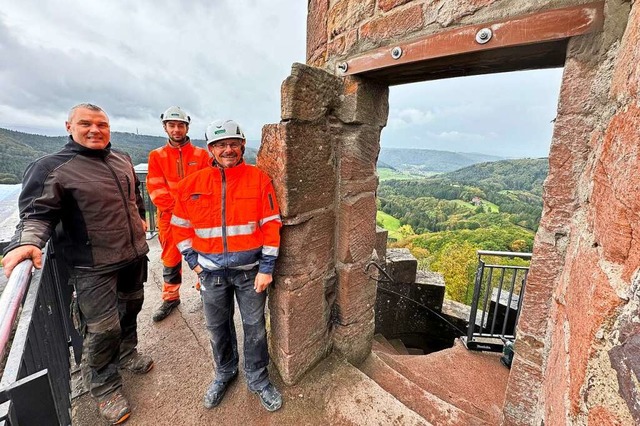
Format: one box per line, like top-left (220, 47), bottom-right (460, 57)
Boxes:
top-left (334, 76), bottom-right (389, 127)
top-left (335, 261), bottom-right (376, 325)
top-left (275, 212), bottom-right (335, 286)
top-left (333, 309), bottom-right (374, 365)
top-left (386, 248), bottom-right (417, 284)
top-left (260, 121), bottom-right (336, 217)
top-left (281, 63), bottom-right (341, 122)
top-left (307, 0), bottom-right (329, 62)
top-left (327, 0), bottom-right (375, 39)
top-left (592, 105), bottom-right (640, 280)
top-left (340, 175), bottom-right (378, 198)
top-left (337, 124), bottom-right (381, 182)
top-left (359, 4), bottom-right (424, 43)
top-left (269, 276), bottom-right (331, 354)
top-left (502, 358), bottom-right (543, 426)
top-left (587, 406), bottom-right (627, 426)
top-left (414, 270), bottom-right (445, 312)
top-left (272, 334), bottom-right (331, 385)
top-left (611, 3), bottom-right (640, 100)
top-left (556, 57), bottom-right (598, 117)
top-left (378, 0), bottom-right (413, 13)
top-left (375, 226), bottom-right (388, 262)
top-left (609, 333), bottom-right (640, 424)
top-left (436, 0), bottom-right (498, 27)
top-left (337, 192), bottom-right (376, 264)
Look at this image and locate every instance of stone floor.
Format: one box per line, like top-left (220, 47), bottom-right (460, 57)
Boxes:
top-left (71, 237), bottom-right (430, 425)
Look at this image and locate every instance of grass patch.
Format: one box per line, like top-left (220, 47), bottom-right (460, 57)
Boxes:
top-left (377, 210), bottom-right (402, 240)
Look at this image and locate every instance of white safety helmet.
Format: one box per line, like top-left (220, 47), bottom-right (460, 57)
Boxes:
top-left (205, 119), bottom-right (245, 145)
top-left (160, 106), bottom-right (191, 124)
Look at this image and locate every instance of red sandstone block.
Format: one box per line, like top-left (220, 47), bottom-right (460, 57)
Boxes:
top-left (328, 0), bottom-right (375, 39)
top-left (338, 124), bottom-right (382, 182)
top-left (588, 406), bottom-right (626, 426)
top-left (610, 4), bottom-right (640, 100)
top-left (337, 192), bottom-right (377, 264)
top-left (378, 0), bottom-right (413, 13)
top-left (307, 0), bottom-right (329, 60)
top-left (272, 334), bottom-right (331, 385)
top-left (280, 63), bottom-right (341, 122)
top-left (503, 358), bottom-right (543, 425)
top-left (269, 278), bottom-right (331, 354)
top-left (259, 121), bottom-right (336, 217)
top-left (327, 33), bottom-right (346, 56)
top-left (335, 76), bottom-right (389, 126)
top-left (333, 309), bottom-right (375, 365)
top-left (557, 57), bottom-right (597, 116)
top-left (359, 4), bottom-right (424, 42)
top-left (275, 212), bottom-right (336, 286)
top-left (340, 175), bottom-right (378, 198)
top-left (335, 261), bottom-right (377, 325)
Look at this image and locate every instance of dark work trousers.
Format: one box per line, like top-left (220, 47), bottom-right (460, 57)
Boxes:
top-left (71, 256), bottom-right (147, 398)
top-left (199, 267), bottom-right (270, 392)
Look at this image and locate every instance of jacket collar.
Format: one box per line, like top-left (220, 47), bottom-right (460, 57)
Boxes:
top-left (66, 136), bottom-right (111, 158)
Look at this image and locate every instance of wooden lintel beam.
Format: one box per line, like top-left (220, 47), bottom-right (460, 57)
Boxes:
top-left (341, 1), bottom-right (604, 76)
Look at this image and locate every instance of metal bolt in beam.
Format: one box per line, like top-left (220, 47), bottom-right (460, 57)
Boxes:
top-left (337, 62), bottom-right (348, 73)
top-left (476, 28), bottom-right (493, 44)
top-left (391, 47), bottom-right (403, 59)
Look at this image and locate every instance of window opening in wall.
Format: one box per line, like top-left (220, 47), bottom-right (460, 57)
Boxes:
top-left (374, 68), bottom-right (563, 355)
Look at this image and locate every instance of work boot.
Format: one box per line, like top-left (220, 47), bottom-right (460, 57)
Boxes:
top-left (152, 299), bottom-right (180, 322)
top-left (97, 389), bottom-right (130, 424)
top-left (203, 373), bottom-right (237, 409)
top-left (255, 382), bottom-right (282, 412)
top-left (119, 350), bottom-right (154, 374)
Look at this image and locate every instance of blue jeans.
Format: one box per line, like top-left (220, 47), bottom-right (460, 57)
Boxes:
top-left (199, 267), bottom-right (269, 392)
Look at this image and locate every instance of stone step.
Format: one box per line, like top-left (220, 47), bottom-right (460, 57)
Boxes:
top-left (373, 333), bottom-right (399, 355)
top-left (374, 339), bottom-right (508, 425)
top-left (388, 338), bottom-right (410, 355)
top-left (360, 352), bottom-right (487, 426)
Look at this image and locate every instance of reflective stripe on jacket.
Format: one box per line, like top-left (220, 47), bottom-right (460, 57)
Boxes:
top-left (171, 162), bottom-right (281, 274)
top-left (146, 139), bottom-right (210, 213)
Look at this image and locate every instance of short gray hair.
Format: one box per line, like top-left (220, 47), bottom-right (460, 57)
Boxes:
top-left (68, 103), bottom-right (107, 122)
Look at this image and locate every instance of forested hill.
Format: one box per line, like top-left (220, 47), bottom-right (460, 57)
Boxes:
top-left (441, 158), bottom-right (549, 194)
top-left (378, 158), bottom-right (548, 233)
top-left (0, 127), bottom-right (257, 183)
top-left (378, 147), bottom-right (504, 174)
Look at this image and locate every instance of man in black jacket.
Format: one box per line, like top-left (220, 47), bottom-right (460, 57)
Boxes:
top-left (2, 103), bottom-right (152, 425)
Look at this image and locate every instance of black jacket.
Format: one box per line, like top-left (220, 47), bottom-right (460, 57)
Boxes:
top-left (4, 137), bottom-right (149, 269)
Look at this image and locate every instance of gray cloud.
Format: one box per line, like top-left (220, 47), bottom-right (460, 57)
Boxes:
top-left (0, 2), bottom-right (562, 157)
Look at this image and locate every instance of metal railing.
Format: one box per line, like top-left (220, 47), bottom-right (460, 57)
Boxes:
top-left (135, 169), bottom-right (158, 237)
top-left (0, 245), bottom-right (73, 426)
top-left (463, 250), bottom-right (531, 352)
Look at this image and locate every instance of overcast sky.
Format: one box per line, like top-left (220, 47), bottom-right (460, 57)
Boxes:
top-left (0, 1), bottom-right (563, 158)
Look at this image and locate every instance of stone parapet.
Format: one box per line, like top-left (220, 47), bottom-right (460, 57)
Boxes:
top-left (385, 248), bottom-right (417, 284)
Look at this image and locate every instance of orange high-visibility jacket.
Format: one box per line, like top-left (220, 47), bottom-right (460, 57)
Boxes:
top-left (171, 162), bottom-right (282, 274)
top-left (146, 139), bottom-right (210, 213)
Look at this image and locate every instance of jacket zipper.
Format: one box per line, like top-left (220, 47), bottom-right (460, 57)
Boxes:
top-left (177, 146), bottom-right (184, 179)
top-left (104, 158), bottom-right (139, 258)
top-left (220, 167), bottom-right (228, 268)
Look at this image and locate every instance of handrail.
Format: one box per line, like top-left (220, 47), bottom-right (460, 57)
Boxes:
top-left (0, 260), bottom-right (33, 363)
top-left (476, 250), bottom-right (532, 259)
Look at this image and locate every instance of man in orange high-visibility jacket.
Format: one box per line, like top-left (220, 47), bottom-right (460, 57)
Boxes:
top-left (171, 119), bottom-right (283, 412)
top-left (147, 106), bottom-right (210, 322)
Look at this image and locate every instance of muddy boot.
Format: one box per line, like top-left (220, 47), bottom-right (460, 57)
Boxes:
top-left (152, 299), bottom-right (181, 322)
top-left (119, 350), bottom-right (154, 374)
top-left (97, 389), bottom-right (130, 424)
top-left (255, 383), bottom-right (282, 412)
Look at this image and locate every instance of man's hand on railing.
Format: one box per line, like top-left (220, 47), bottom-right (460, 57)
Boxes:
top-left (1, 245), bottom-right (42, 278)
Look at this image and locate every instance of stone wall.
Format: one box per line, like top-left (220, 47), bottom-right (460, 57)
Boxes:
top-left (308, 0), bottom-right (596, 72)
top-left (302, 0), bottom-right (640, 424)
top-left (258, 63), bottom-right (388, 384)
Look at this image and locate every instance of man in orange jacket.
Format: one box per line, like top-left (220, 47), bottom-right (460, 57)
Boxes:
top-left (146, 106), bottom-right (210, 322)
top-left (171, 119), bottom-right (283, 412)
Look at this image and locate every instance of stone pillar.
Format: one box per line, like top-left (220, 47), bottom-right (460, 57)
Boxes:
top-left (258, 64), bottom-right (341, 384)
top-left (332, 75), bottom-right (388, 364)
top-left (259, 63), bottom-right (388, 381)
